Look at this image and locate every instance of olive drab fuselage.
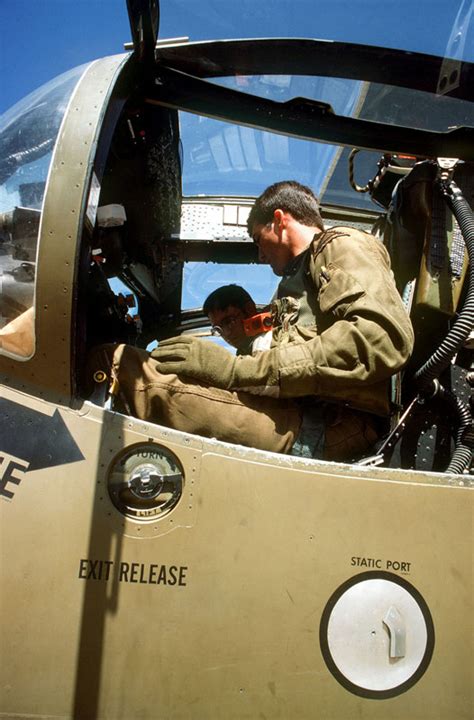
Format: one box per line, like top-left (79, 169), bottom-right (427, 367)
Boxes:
top-left (0, 3), bottom-right (472, 717)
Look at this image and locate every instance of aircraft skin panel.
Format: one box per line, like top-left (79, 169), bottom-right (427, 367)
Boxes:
top-left (1, 387), bottom-right (471, 719)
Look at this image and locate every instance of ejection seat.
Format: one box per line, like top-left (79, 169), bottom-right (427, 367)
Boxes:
top-left (378, 159), bottom-right (473, 473)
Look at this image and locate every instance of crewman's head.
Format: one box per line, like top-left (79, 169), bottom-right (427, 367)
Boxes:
top-left (203, 284), bottom-right (257, 350)
top-left (247, 180), bottom-right (324, 275)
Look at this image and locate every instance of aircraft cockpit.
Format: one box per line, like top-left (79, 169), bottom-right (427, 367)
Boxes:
top-left (0, 5), bottom-right (473, 476)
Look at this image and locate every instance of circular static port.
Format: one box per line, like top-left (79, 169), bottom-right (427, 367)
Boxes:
top-left (320, 571), bottom-right (434, 699)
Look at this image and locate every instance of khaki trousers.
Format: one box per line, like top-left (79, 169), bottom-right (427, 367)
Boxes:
top-left (86, 344), bottom-right (380, 461)
top-left (87, 344), bottom-right (302, 454)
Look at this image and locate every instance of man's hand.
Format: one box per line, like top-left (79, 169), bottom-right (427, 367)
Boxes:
top-left (152, 334), bottom-right (283, 394)
top-left (151, 336), bottom-right (236, 387)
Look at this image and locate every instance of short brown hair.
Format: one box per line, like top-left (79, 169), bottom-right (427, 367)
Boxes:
top-left (247, 180), bottom-right (324, 235)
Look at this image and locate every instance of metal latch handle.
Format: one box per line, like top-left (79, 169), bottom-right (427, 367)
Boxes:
top-left (383, 605), bottom-right (406, 658)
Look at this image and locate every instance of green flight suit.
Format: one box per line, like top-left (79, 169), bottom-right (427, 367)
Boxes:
top-left (269, 226), bottom-right (414, 416)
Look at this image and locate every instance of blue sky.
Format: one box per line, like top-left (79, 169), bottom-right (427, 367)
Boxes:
top-left (1, 0), bottom-right (472, 115)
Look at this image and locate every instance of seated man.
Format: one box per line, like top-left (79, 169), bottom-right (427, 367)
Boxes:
top-left (203, 284), bottom-right (272, 355)
top-left (88, 180), bottom-right (414, 462)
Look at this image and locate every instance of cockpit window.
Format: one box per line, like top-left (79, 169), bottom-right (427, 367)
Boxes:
top-left (160, 0), bottom-right (473, 63)
top-left (0, 64), bottom-right (89, 358)
top-left (178, 82), bottom-right (362, 198)
top-left (209, 75), bottom-right (474, 133)
top-left (182, 261), bottom-right (277, 311)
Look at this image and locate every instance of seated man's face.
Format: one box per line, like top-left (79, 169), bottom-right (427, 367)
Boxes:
top-left (207, 304), bottom-right (252, 350)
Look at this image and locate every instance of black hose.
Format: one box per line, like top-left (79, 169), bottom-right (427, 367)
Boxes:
top-left (447, 428), bottom-right (474, 474)
top-left (414, 180), bottom-right (474, 393)
top-left (413, 177), bottom-right (474, 473)
top-left (447, 436), bottom-right (474, 475)
top-left (434, 383), bottom-right (474, 474)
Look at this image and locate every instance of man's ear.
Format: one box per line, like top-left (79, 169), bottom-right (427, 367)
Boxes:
top-left (273, 209), bottom-right (286, 236)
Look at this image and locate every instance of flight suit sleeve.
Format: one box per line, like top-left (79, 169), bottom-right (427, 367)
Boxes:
top-left (275, 228), bottom-right (414, 398)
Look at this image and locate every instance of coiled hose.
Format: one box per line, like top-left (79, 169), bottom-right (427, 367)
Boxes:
top-left (414, 179), bottom-right (474, 474)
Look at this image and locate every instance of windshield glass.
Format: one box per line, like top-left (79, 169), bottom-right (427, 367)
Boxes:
top-left (209, 75), bottom-right (474, 133)
top-left (161, 0), bottom-right (473, 62)
top-left (179, 74), bottom-right (362, 196)
top-left (0, 64), bottom-right (88, 212)
top-left (0, 64), bottom-right (89, 358)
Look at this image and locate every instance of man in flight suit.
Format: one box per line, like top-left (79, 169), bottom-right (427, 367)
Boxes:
top-left (90, 181), bottom-right (414, 461)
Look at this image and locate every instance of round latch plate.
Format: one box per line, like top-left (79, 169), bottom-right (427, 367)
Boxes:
top-left (108, 443), bottom-right (184, 522)
top-left (320, 571), bottom-right (434, 699)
